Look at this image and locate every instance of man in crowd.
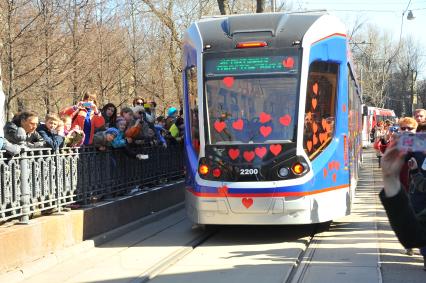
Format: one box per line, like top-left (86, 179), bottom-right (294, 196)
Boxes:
top-left (4, 111), bottom-right (45, 148)
top-left (414, 108), bottom-right (426, 124)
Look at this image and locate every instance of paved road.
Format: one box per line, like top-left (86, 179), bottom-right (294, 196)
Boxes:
top-left (3, 149), bottom-right (425, 283)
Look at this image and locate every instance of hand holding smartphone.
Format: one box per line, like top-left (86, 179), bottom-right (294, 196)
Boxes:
top-left (82, 102), bottom-right (93, 108)
top-left (407, 157), bottom-right (418, 170)
top-left (397, 132), bottom-right (426, 153)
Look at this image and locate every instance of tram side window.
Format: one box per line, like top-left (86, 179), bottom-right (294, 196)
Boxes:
top-left (303, 61), bottom-right (338, 160)
top-left (186, 66), bottom-right (200, 155)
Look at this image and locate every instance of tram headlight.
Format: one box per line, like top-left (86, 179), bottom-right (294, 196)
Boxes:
top-left (291, 162), bottom-right (306, 175)
top-left (199, 164), bottom-right (209, 175)
top-left (278, 167), bottom-right (289, 178)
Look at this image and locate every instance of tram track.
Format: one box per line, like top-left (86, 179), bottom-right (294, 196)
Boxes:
top-left (285, 222), bottom-right (332, 283)
top-left (18, 208), bottom-right (325, 283)
top-left (139, 226), bottom-right (217, 283)
top-left (142, 223), bottom-right (323, 283)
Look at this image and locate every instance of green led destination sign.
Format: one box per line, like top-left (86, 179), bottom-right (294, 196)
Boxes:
top-left (205, 55), bottom-right (298, 75)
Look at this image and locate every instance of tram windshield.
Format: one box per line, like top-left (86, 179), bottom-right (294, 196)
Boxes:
top-left (204, 52), bottom-right (299, 145)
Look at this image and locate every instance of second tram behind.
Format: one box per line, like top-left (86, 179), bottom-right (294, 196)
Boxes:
top-left (361, 106), bottom-right (396, 148)
top-left (182, 12), bottom-right (362, 225)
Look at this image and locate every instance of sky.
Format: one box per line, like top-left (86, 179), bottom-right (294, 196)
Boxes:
top-left (282, 0), bottom-right (426, 76)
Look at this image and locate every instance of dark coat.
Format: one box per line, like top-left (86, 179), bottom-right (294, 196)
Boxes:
top-left (36, 124), bottom-right (64, 150)
top-left (4, 121), bottom-right (45, 148)
top-left (380, 188), bottom-right (426, 248)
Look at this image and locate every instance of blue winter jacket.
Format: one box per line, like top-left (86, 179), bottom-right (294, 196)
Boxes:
top-left (36, 124), bottom-right (64, 150)
top-left (111, 129), bottom-right (127, 148)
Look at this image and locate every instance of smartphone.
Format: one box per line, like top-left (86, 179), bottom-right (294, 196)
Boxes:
top-left (397, 132), bottom-right (426, 152)
top-left (82, 102), bottom-right (93, 108)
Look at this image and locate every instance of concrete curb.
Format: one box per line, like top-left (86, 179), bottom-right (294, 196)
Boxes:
top-left (0, 180), bottom-right (185, 282)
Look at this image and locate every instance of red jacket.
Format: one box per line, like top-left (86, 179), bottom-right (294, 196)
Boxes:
top-left (60, 106), bottom-right (105, 145)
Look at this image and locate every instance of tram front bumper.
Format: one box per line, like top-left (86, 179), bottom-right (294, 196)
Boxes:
top-left (185, 191), bottom-right (312, 225)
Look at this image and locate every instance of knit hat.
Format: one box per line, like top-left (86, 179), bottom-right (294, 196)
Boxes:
top-left (115, 116), bottom-right (126, 127)
top-left (167, 107), bottom-right (177, 117)
top-left (105, 127), bottom-right (119, 137)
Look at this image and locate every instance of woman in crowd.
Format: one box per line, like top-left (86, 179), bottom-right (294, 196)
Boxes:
top-left (60, 91), bottom-right (105, 145)
top-left (100, 103), bottom-right (117, 129)
top-left (132, 97), bottom-right (144, 107)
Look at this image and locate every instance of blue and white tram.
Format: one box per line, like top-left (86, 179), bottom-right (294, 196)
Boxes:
top-left (182, 12), bottom-right (362, 225)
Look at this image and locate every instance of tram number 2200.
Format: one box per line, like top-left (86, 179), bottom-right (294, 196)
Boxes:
top-left (240, 168), bottom-right (259, 175)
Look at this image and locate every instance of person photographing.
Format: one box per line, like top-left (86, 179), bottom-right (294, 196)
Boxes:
top-left (380, 133), bottom-right (426, 270)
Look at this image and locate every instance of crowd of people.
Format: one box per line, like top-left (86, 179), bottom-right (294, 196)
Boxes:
top-left (0, 92), bottom-right (184, 159)
top-left (374, 108), bottom-right (426, 271)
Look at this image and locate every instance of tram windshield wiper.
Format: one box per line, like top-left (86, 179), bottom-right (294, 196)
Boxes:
top-left (264, 140), bottom-right (292, 143)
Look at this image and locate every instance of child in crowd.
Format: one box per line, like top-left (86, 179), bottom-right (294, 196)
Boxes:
top-left (36, 113), bottom-right (64, 150)
top-left (61, 115), bottom-right (72, 136)
top-left (154, 116), bottom-right (167, 148)
top-left (114, 116), bottom-right (148, 160)
top-left (93, 128), bottom-right (119, 151)
top-left (111, 117), bottom-right (129, 148)
top-left (120, 107), bottom-right (134, 126)
top-left (64, 125), bottom-right (85, 147)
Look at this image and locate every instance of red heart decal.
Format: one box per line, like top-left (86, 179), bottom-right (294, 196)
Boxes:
top-left (214, 120), bottom-right (226, 133)
top-left (223, 76), bottom-right (234, 88)
top-left (321, 119), bottom-right (327, 130)
top-left (270, 144), bottom-right (282, 156)
top-left (255, 147), bottom-right (267, 158)
top-left (228, 148), bottom-right (240, 160)
top-left (259, 126), bottom-right (272, 137)
top-left (323, 168), bottom-right (328, 178)
top-left (243, 151), bottom-right (255, 162)
top-left (312, 98), bottom-right (317, 110)
top-left (334, 161), bottom-right (340, 171)
top-left (342, 104), bottom-right (347, 112)
top-left (307, 140), bottom-right (313, 152)
top-left (312, 122), bottom-right (318, 134)
top-left (313, 134), bottom-right (318, 145)
top-left (312, 83), bottom-right (319, 95)
top-left (242, 197), bottom-right (253, 208)
top-left (319, 132), bottom-right (327, 144)
top-left (259, 112), bottom-right (271, 123)
top-left (232, 119), bottom-right (244, 130)
top-left (332, 173), bottom-right (337, 182)
top-left (328, 162), bottom-right (334, 171)
top-left (279, 114), bottom-right (291, 126)
top-left (218, 185), bottom-right (228, 196)
top-left (282, 57), bottom-right (294, 68)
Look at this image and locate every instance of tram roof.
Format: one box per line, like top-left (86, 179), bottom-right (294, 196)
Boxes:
top-left (195, 12), bottom-right (326, 52)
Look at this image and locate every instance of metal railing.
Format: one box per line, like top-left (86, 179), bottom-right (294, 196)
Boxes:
top-left (0, 144), bottom-right (184, 223)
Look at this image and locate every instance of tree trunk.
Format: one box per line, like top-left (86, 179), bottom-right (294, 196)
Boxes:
top-left (5, 0), bottom-right (15, 119)
top-left (217, 0), bottom-right (230, 15)
top-left (256, 0), bottom-right (265, 13)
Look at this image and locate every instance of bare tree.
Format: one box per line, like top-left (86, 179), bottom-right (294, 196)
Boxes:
top-left (256, 0), bottom-right (265, 13)
top-left (217, 0), bottom-right (230, 15)
top-left (61, 0), bottom-right (92, 104)
top-left (141, 0), bottom-right (183, 105)
top-left (0, 0), bottom-right (43, 118)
